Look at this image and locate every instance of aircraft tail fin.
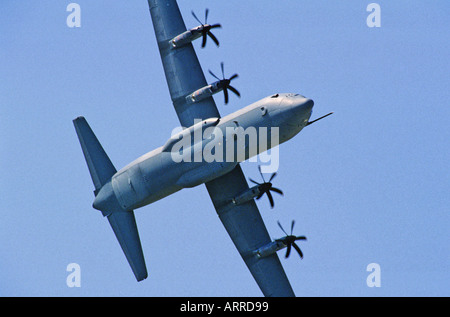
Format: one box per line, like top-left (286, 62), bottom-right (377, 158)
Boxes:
top-left (73, 116), bottom-right (148, 282)
top-left (73, 116), bottom-right (117, 194)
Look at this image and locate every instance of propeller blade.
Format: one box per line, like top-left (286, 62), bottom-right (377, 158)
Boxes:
top-left (254, 165), bottom-right (283, 207)
top-left (201, 33), bottom-right (207, 48)
top-left (208, 69), bottom-right (220, 81)
top-left (269, 187), bottom-right (283, 196)
top-left (268, 172), bottom-right (277, 182)
top-left (191, 10), bottom-right (202, 25)
top-left (258, 165), bottom-right (266, 183)
top-left (292, 243), bottom-right (303, 259)
top-left (266, 190), bottom-right (274, 208)
top-left (295, 236), bottom-right (307, 241)
top-left (191, 9), bottom-right (220, 48)
top-left (291, 220), bottom-right (295, 235)
top-left (229, 73), bottom-right (239, 81)
top-left (285, 244), bottom-right (292, 258)
top-left (220, 62), bottom-right (225, 78)
top-left (207, 31), bottom-right (219, 47)
top-left (249, 178), bottom-right (260, 186)
top-left (224, 87), bottom-right (229, 104)
top-left (228, 85), bottom-right (240, 97)
top-left (205, 8), bottom-right (209, 24)
top-left (277, 220), bottom-right (288, 236)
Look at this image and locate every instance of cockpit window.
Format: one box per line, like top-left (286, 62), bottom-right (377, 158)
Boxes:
top-left (271, 94), bottom-right (279, 98)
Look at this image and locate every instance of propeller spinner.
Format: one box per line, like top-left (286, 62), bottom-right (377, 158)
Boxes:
top-left (249, 165), bottom-right (283, 208)
top-left (191, 9), bottom-right (221, 48)
top-left (277, 220), bottom-right (307, 259)
top-left (208, 62), bottom-right (240, 104)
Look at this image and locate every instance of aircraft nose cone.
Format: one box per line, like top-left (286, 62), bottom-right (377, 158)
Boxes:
top-left (290, 98), bottom-right (314, 116)
top-left (282, 97), bottom-right (314, 127)
top-left (301, 98), bottom-right (314, 113)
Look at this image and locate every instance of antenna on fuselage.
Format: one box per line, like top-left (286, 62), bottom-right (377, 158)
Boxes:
top-left (306, 112), bottom-right (334, 126)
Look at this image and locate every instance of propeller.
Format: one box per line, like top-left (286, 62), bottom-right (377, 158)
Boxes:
top-left (208, 62), bottom-right (240, 104)
top-left (249, 165), bottom-right (283, 208)
top-left (277, 220), bottom-right (307, 259)
top-left (191, 9), bottom-right (221, 48)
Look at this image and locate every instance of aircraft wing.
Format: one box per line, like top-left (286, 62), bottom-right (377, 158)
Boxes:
top-left (147, 0), bottom-right (220, 128)
top-left (205, 166), bottom-right (295, 296)
top-left (147, 0), bottom-right (294, 296)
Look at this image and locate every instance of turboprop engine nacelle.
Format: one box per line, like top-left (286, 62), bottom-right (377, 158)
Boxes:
top-left (170, 27), bottom-right (202, 48)
top-left (254, 240), bottom-right (286, 258)
top-left (185, 81), bottom-right (222, 104)
top-left (232, 186), bottom-right (261, 205)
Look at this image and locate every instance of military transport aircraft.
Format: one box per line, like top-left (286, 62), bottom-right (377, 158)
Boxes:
top-left (73, 0), bottom-right (332, 297)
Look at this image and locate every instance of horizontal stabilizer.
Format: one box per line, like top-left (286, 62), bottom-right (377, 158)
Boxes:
top-left (108, 210), bottom-right (148, 281)
top-left (73, 116), bottom-right (117, 194)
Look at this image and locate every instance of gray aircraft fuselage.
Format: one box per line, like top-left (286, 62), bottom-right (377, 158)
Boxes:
top-left (93, 93), bottom-right (313, 215)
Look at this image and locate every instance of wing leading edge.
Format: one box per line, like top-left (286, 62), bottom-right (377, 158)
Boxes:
top-left (147, 0), bottom-right (295, 296)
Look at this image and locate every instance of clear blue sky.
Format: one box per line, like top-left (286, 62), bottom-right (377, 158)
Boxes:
top-left (1, 1), bottom-right (449, 296)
